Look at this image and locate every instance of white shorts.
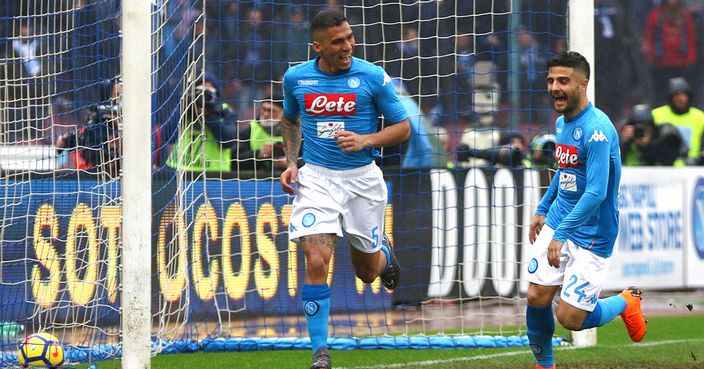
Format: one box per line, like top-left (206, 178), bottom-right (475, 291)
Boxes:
top-left (526, 224), bottom-right (611, 312)
top-left (288, 162), bottom-right (387, 253)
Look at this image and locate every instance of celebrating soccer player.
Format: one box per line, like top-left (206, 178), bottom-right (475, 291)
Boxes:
top-left (526, 52), bottom-right (647, 369)
top-left (279, 9), bottom-right (410, 369)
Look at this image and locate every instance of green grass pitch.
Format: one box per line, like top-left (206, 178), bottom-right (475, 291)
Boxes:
top-left (81, 314), bottom-right (703, 369)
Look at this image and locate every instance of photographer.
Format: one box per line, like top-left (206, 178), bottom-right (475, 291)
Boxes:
top-left (456, 132), bottom-right (526, 168)
top-left (528, 133), bottom-right (557, 169)
top-left (620, 104), bottom-right (686, 166)
top-left (236, 91), bottom-right (288, 172)
top-left (165, 74), bottom-right (238, 172)
top-left (56, 103), bottom-right (121, 177)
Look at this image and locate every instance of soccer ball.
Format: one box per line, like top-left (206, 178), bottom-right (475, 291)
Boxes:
top-left (17, 332), bottom-right (64, 368)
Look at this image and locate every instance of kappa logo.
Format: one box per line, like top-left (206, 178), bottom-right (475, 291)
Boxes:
top-left (383, 72), bottom-right (392, 86)
top-left (588, 130), bottom-right (608, 142)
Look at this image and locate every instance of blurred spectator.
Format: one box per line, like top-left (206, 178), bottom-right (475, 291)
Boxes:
top-left (595, 0), bottom-right (634, 121)
top-left (56, 102), bottom-right (121, 177)
top-left (236, 91), bottom-right (287, 172)
top-left (528, 133), bottom-right (557, 169)
top-left (651, 77), bottom-right (704, 165)
top-left (165, 74), bottom-right (238, 172)
top-left (237, 8), bottom-right (272, 115)
top-left (644, 0), bottom-right (697, 104)
top-left (271, 6), bottom-right (311, 80)
top-left (1, 23), bottom-right (51, 143)
top-left (516, 26), bottom-right (549, 125)
top-left (620, 103), bottom-right (685, 166)
top-left (391, 79), bottom-right (447, 169)
top-left (386, 26), bottom-right (423, 98)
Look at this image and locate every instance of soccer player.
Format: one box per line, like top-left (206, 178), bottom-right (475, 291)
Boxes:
top-left (526, 52), bottom-right (647, 369)
top-left (279, 9), bottom-right (410, 369)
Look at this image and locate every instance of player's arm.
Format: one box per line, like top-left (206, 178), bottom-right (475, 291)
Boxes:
top-left (553, 130), bottom-right (612, 243)
top-left (536, 170), bottom-right (559, 216)
top-left (529, 169), bottom-right (559, 243)
top-left (279, 71), bottom-right (302, 194)
top-left (335, 118), bottom-right (410, 152)
top-left (335, 68), bottom-right (410, 152)
top-left (281, 115), bottom-right (302, 168)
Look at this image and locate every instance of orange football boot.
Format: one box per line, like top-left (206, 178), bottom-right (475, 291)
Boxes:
top-left (619, 286), bottom-right (647, 342)
top-left (536, 365), bottom-right (555, 369)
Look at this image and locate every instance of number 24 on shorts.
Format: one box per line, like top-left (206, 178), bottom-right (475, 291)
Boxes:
top-left (563, 274), bottom-right (590, 303)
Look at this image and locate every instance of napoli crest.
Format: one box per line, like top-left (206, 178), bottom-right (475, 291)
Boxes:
top-left (304, 300), bottom-right (319, 316)
top-left (573, 127), bottom-right (583, 141)
top-left (530, 344), bottom-right (543, 355)
top-left (347, 76), bottom-right (360, 88)
top-left (302, 212), bottom-right (316, 228)
top-left (693, 178), bottom-right (704, 259)
top-left (528, 258), bottom-right (539, 274)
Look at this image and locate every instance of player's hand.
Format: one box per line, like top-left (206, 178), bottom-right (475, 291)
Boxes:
top-left (257, 143), bottom-right (274, 158)
top-left (620, 125), bottom-right (634, 142)
top-left (280, 165), bottom-right (298, 195)
top-left (335, 130), bottom-right (370, 152)
top-left (547, 238), bottom-right (564, 268)
top-left (528, 214), bottom-right (546, 244)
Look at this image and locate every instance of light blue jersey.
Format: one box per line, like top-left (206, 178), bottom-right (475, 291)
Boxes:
top-left (283, 57), bottom-right (408, 170)
top-left (536, 103), bottom-right (621, 257)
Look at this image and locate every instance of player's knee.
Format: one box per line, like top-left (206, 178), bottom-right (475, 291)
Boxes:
top-left (526, 286), bottom-right (552, 307)
top-left (355, 269), bottom-right (377, 284)
top-left (555, 309), bottom-right (583, 331)
top-left (306, 254), bottom-right (328, 278)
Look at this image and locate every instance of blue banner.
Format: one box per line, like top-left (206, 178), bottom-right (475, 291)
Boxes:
top-left (0, 178), bottom-right (393, 326)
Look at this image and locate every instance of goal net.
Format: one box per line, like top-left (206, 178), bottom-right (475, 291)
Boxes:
top-left (0, 0), bottom-right (570, 367)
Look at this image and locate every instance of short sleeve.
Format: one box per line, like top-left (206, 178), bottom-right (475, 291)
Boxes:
top-left (374, 69), bottom-right (408, 124)
top-left (282, 71), bottom-right (300, 120)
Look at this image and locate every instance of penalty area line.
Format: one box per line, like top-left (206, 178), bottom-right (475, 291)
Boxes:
top-left (337, 338), bottom-right (704, 369)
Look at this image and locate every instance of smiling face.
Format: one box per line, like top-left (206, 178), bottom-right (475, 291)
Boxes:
top-left (312, 21), bottom-right (355, 74)
top-left (546, 66), bottom-right (589, 120)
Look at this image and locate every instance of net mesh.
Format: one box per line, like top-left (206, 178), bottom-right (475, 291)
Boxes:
top-left (0, 0), bottom-right (570, 366)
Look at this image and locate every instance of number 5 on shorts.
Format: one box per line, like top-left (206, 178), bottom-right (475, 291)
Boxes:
top-left (371, 226), bottom-right (379, 247)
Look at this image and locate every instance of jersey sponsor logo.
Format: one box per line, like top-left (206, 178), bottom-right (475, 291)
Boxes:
top-left (554, 143), bottom-right (581, 168)
top-left (573, 127), bottom-right (582, 140)
top-left (317, 121), bottom-right (345, 138)
top-left (304, 93), bottom-right (357, 116)
top-left (588, 130), bottom-right (608, 142)
top-left (560, 172), bottom-right (577, 192)
top-left (297, 79), bottom-right (318, 85)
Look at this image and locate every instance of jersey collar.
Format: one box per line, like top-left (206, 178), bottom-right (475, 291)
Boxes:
top-left (565, 102), bottom-right (593, 123)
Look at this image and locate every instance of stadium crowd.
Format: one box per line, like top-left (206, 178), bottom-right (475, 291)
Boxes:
top-left (0, 0), bottom-right (703, 174)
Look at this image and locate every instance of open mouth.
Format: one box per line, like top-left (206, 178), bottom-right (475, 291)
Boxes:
top-left (553, 95), bottom-right (567, 105)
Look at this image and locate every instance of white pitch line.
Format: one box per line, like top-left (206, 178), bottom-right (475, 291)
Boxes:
top-left (336, 338), bottom-right (704, 369)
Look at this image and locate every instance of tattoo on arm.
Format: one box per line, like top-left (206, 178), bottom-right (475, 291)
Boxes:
top-left (280, 116), bottom-right (301, 167)
top-left (301, 234), bottom-right (337, 249)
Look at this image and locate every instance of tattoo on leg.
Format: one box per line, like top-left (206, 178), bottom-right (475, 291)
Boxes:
top-left (301, 234), bottom-right (337, 249)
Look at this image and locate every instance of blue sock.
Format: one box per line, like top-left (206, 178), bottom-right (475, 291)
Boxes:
top-left (302, 284), bottom-right (330, 353)
top-left (581, 295), bottom-right (626, 330)
top-left (527, 305), bottom-right (555, 368)
top-left (380, 244), bottom-right (391, 272)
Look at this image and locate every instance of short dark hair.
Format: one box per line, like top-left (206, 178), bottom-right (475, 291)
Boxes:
top-left (547, 51), bottom-right (590, 80)
top-left (311, 9), bottom-right (348, 36)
